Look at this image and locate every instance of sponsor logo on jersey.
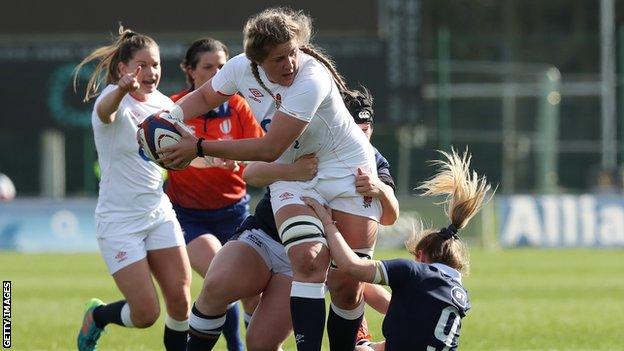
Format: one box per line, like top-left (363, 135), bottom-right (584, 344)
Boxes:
top-left (363, 196), bottom-right (372, 208)
top-left (279, 192), bottom-right (295, 201)
top-left (451, 286), bottom-right (468, 308)
top-left (249, 88), bottom-right (264, 98)
top-left (115, 251), bottom-right (128, 262)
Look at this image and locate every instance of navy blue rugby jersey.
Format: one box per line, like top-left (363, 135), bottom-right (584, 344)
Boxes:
top-left (380, 259), bottom-right (470, 351)
top-left (234, 148), bottom-right (396, 244)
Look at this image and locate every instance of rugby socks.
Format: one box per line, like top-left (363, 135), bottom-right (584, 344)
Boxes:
top-left (222, 302), bottom-right (244, 351)
top-left (187, 303), bottom-right (225, 351)
top-left (163, 315), bottom-right (188, 351)
top-left (327, 300), bottom-right (366, 351)
top-left (244, 312), bottom-right (253, 329)
top-left (290, 282), bottom-right (326, 351)
top-left (92, 300), bottom-right (132, 328)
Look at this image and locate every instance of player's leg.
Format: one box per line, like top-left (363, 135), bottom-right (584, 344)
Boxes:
top-left (78, 227), bottom-right (161, 351)
top-left (245, 273), bottom-right (293, 351)
top-left (326, 209), bottom-right (378, 351)
top-left (188, 240), bottom-right (271, 350)
top-left (186, 233), bottom-right (244, 351)
top-left (274, 203), bottom-right (330, 351)
top-left (146, 215), bottom-right (192, 351)
top-left (148, 245), bottom-right (192, 351)
top-left (241, 294), bottom-right (261, 328)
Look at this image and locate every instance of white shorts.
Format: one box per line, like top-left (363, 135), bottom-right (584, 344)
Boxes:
top-left (237, 228), bottom-right (293, 277)
top-left (96, 207), bottom-right (185, 274)
top-left (269, 176), bottom-right (382, 222)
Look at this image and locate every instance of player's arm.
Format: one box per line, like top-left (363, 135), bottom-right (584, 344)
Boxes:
top-left (355, 168), bottom-right (399, 225)
top-left (363, 283), bottom-right (391, 315)
top-left (243, 154), bottom-right (318, 187)
top-left (171, 77), bottom-right (228, 122)
top-left (161, 111), bottom-right (307, 168)
top-left (96, 66), bottom-right (141, 124)
top-left (302, 197), bottom-right (380, 284)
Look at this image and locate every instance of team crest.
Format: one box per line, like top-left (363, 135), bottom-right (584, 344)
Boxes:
top-left (275, 93), bottom-right (282, 109)
top-left (363, 196), bottom-right (372, 208)
top-left (279, 192), bottom-right (294, 201)
top-left (451, 286), bottom-right (468, 308)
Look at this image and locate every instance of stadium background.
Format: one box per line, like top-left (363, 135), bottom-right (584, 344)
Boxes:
top-left (1, 0), bottom-right (624, 350)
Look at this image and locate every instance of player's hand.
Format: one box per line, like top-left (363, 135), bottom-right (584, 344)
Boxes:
top-left (118, 66), bottom-right (141, 94)
top-left (301, 196), bottom-right (334, 227)
top-left (157, 123), bottom-right (198, 169)
top-left (290, 154), bottom-right (318, 181)
top-left (355, 167), bottom-right (382, 197)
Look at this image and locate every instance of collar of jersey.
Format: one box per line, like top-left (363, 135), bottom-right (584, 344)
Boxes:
top-left (431, 263), bottom-right (462, 285)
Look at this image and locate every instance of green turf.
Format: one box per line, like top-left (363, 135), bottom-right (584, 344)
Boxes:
top-left (1, 248), bottom-right (622, 350)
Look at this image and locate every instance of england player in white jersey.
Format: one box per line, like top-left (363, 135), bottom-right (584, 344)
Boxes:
top-left (160, 7), bottom-right (382, 351)
top-left (73, 26), bottom-right (191, 351)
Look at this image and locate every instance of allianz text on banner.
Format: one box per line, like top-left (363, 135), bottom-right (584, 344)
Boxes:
top-left (498, 195), bottom-right (624, 247)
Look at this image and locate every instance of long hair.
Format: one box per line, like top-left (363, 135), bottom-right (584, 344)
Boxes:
top-left (243, 7), bottom-right (348, 101)
top-left (73, 25), bottom-right (157, 102)
top-left (180, 37), bottom-right (229, 88)
top-left (405, 148), bottom-right (493, 275)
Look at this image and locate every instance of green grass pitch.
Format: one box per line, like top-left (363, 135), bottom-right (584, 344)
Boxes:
top-left (2, 248), bottom-right (623, 350)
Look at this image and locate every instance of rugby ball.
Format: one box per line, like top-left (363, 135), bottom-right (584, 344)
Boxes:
top-left (137, 111), bottom-right (191, 170)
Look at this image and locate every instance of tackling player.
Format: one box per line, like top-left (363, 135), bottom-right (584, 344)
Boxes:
top-left (167, 37), bottom-right (264, 351)
top-left (303, 149), bottom-right (490, 351)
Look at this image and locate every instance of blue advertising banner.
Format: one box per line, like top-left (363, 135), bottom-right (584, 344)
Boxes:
top-left (0, 199), bottom-right (98, 252)
top-left (498, 195), bottom-right (624, 247)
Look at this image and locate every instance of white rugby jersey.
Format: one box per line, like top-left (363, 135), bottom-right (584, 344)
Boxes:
top-left (92, 84), bottom-right (174, 222)
top-left (211, 53), bottom-right (376, 179)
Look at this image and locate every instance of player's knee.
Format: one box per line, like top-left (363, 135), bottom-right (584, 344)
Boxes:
top-left (288, 242), bottom-right (330, 280)
top-left (131, 303), bottom-right (161, 328)
top-left (200, 269), bottom-right (238, 306)
top-left (328, 279), bottom-right (363, 307)
top-left (166, 288), bottom-right (191, 320)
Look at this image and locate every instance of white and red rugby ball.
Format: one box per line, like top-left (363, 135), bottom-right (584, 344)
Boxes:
top-left (137, 111), bottom-right (191, 170)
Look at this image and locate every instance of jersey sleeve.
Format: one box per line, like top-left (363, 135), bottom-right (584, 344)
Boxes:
top-left (381, 258), bottom-right (420, 290)
top-left (278, 62), bottom-right (331, 122)
top-left (211, 54), bottom-right (246, 96)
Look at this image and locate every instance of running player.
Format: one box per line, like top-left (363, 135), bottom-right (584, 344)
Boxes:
top-left (73, 26), bottom-right (192, 351)
top-left (303, 149), bottom-right (490, 351)
top-left (159, 8), bottom-right (383, 350)
top-left (168, 37), bottom-right (264, 351)
top-left (184, 86), bottom-right (399, 350)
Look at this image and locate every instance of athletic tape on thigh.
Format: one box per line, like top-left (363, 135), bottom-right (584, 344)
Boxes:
top-left (278, 215), bottom-right (326, 251)
top-left (330, 247), bottom-right (375, 269)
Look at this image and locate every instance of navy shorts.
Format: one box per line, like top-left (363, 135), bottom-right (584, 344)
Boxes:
top-left (173, 195), bottom-right (250, 245)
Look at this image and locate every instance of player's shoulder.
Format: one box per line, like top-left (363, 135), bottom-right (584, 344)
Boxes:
top-left (225, 53), bottom-right (252, 72)
top-left (297, 53), bottom-right (331, 84)
top-left (170, 89), bottom-right (190, 103)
